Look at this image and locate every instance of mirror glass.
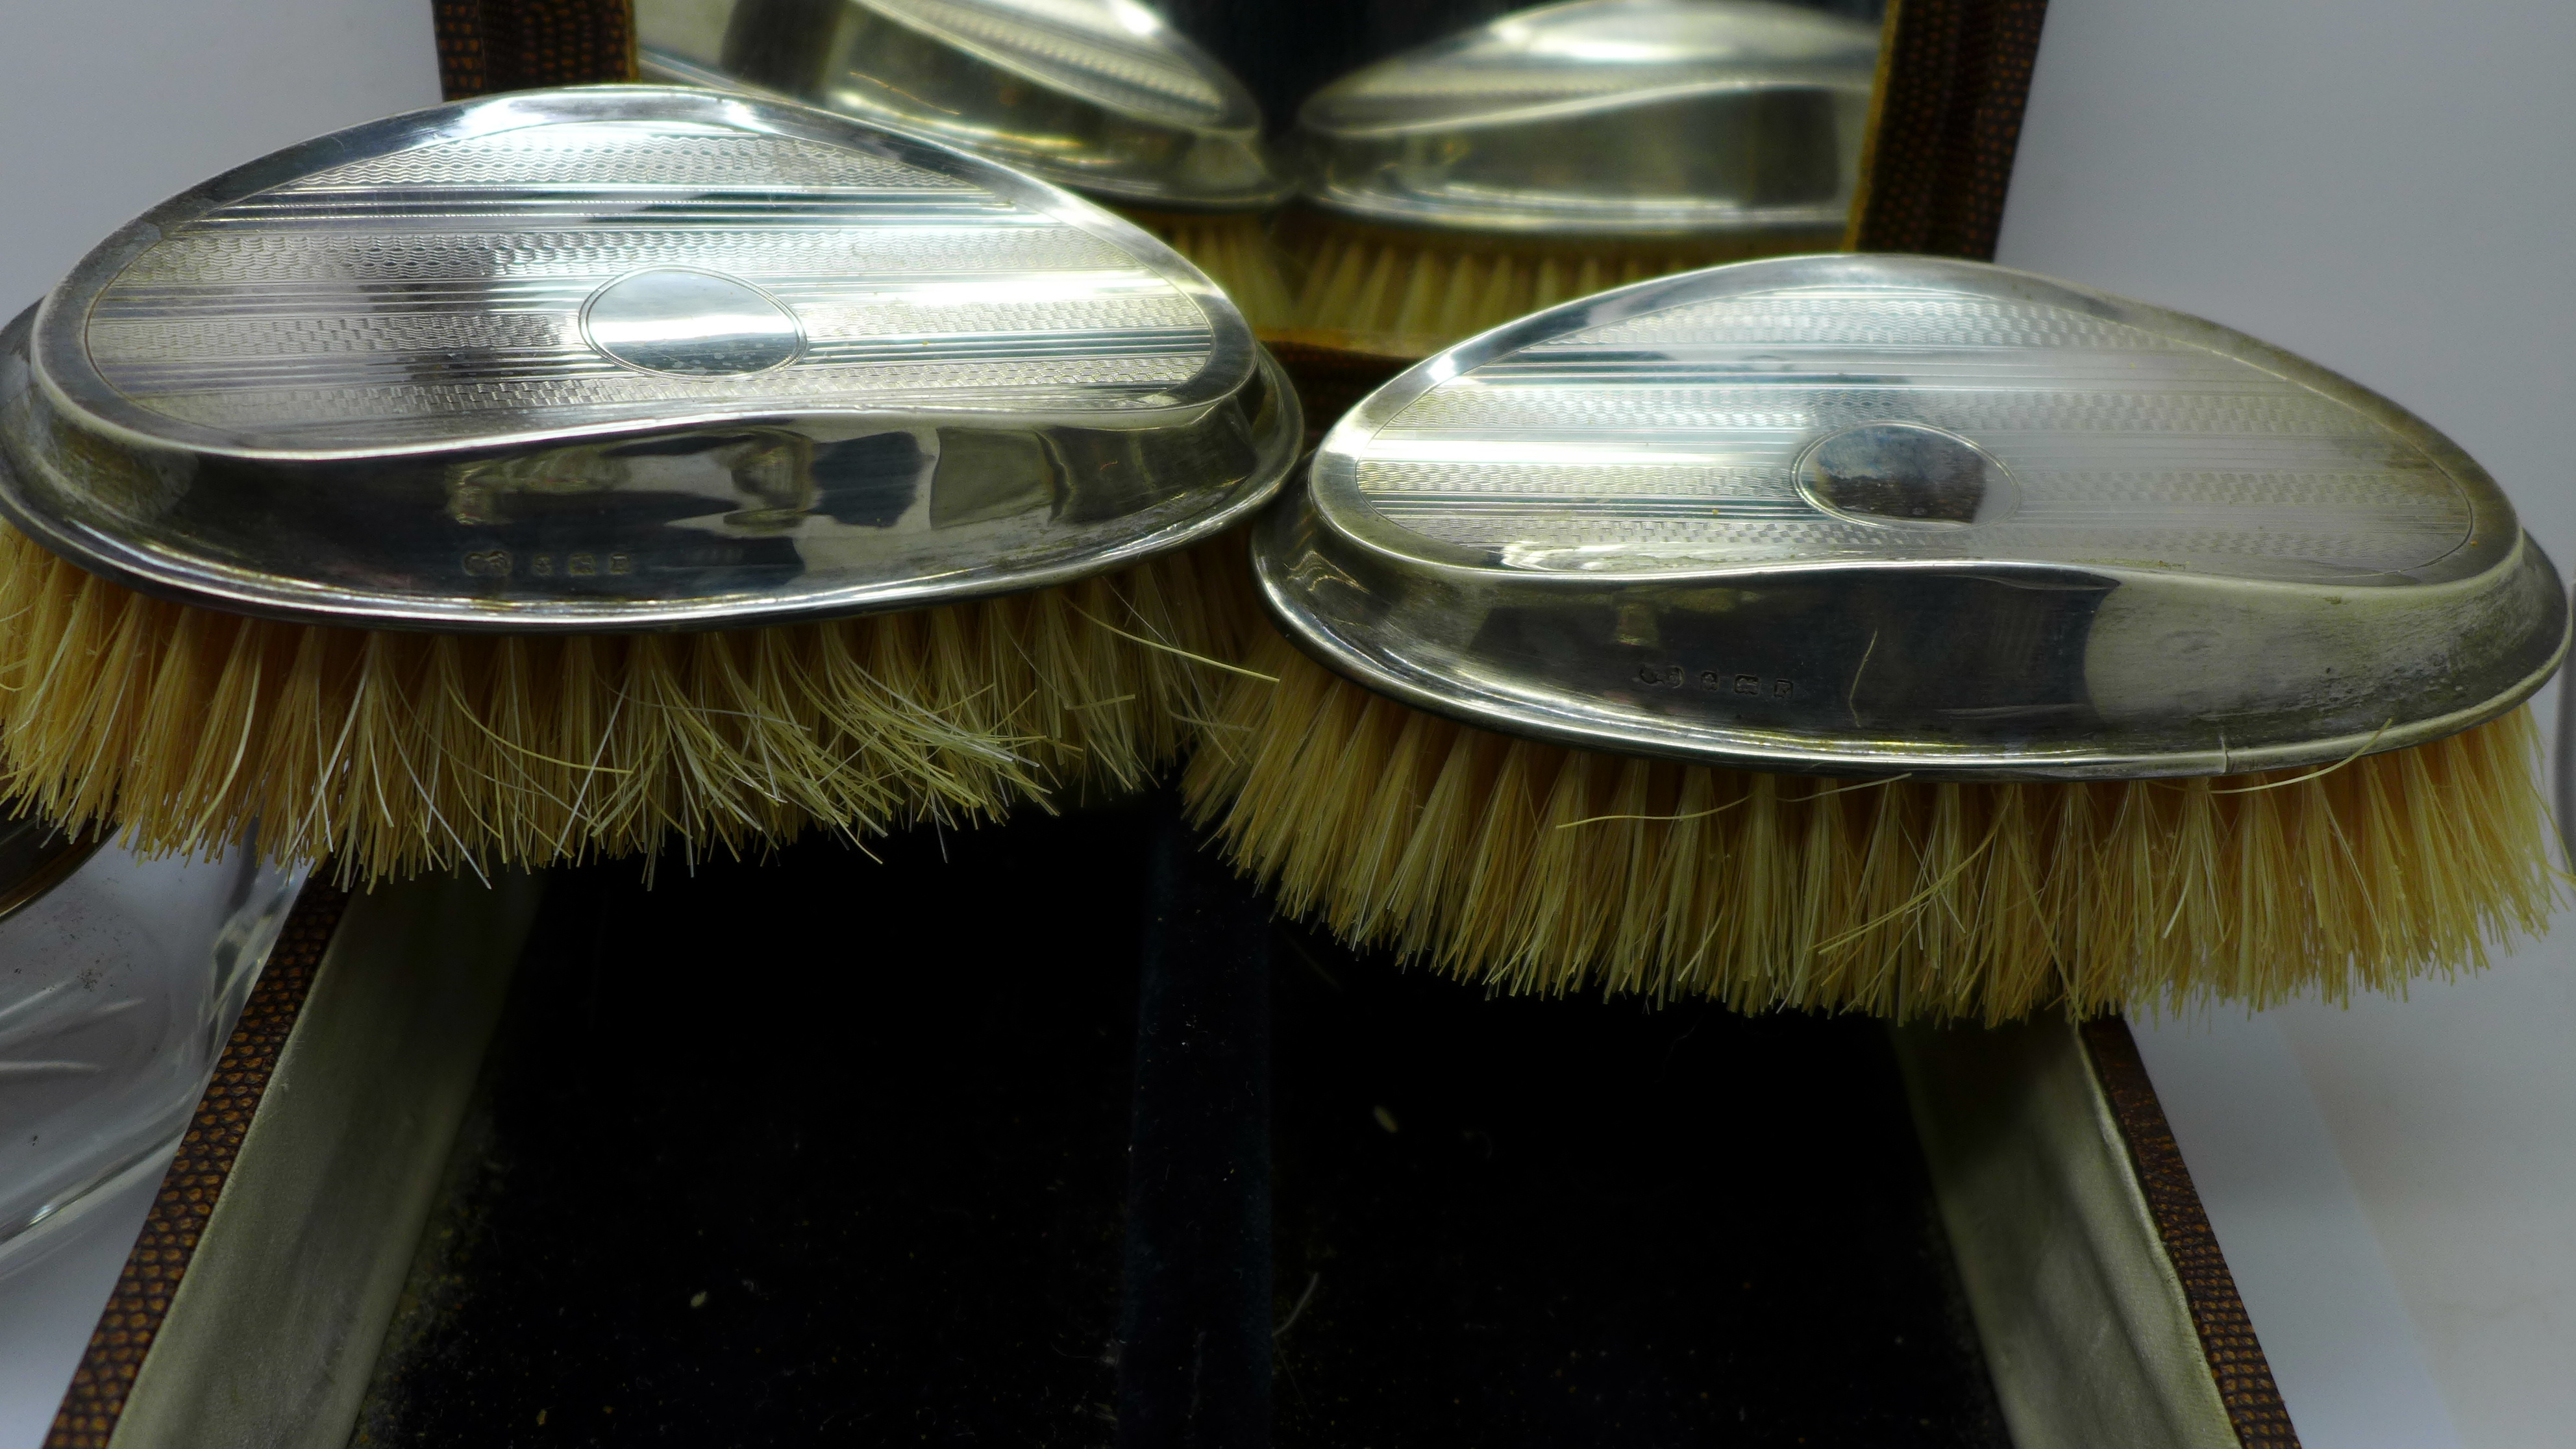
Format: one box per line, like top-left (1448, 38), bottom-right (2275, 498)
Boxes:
top-left (636, 0), bottom-right (1890, 359)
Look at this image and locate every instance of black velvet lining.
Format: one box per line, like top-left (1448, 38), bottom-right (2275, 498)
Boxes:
top-left (352, 794), bottom-right (2005, 1447)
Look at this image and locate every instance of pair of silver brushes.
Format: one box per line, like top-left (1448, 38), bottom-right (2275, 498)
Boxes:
top-left (0, 87), bottom-right (2558, 1024)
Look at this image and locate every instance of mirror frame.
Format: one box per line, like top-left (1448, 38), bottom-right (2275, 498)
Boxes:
top-left (1851, 0), bottom-right (2053, 260)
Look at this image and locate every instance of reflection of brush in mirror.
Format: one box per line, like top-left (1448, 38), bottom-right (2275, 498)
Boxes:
top-left (639, 0), bottom-right (1298, 330)
top-left (1191, 254), bottom-right (2567, 1021)
top-left (1286, 0), bottom-right (1882, 356)
top-left (0, 88), bottom-right (1297, 882)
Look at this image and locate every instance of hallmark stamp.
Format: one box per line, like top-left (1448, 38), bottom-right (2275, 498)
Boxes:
top-left (1635, 663), bottom-right (1798, 699)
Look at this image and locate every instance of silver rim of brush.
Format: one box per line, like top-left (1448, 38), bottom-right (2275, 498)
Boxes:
top-left (1252, 253), bottom-right (2570, 780)
top-left (1294, 0), bottom-right (1881, 238)
top-left (637, 0), bottom-right (1291, 212)
top-left (0, 86), bottom-right (1299, 633)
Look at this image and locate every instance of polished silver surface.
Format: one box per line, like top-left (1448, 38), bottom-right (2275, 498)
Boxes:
top-left (638, 0), bottom-right (1288, 210)
top-left (1296, 0), bottom-right (1881, 236)
top-left (580, 266), bottom-right (806, 375)
top-left (1257, 254), bottom-right (2568, 778)
top-left (0, 816), bottom-right (99, 926)
top-left (0, 86), bottom-right (1298, 632)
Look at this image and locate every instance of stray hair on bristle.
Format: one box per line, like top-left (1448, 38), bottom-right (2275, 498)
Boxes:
top-left (0, 525), bottom-right (1259, 884)
top-left (1182, 630), bottom-right (2561, 1022)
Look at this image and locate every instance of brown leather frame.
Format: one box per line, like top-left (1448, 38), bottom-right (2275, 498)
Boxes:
top-left (1852, 0), bottom-right (2053, 260)
top-left (45, 886), bottom-right (353, 1449)
top-left (433, 0), bottom-right (639, 96)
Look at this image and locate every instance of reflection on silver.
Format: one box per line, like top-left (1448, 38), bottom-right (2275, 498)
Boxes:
top-left (1796, 423), bottom-right (2018, 530)
top-left (581, 267), bottom-right (806, 375)
top-left (1296, 0), bottom-right (1881, 235)
top-left (1258, 254), bottom-right (2568, 778)
top-left (0, 87), bottom-right (1298, 632)
top-left (0, 816), bottom-right (99, 927)
top-left (638, 0), bottom-right (1287, 209)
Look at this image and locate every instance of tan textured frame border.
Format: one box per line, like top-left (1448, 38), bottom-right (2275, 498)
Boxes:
top-left (2081, 1019), bottom-right (2300, 1449)
top-left (1850, 0), bottom-right (2053, 259)
top-left (43, 882), bottom-right (353, 1449)
top-left (434, 0), bottom-right (638, 99)
top-left (43, 873), bottom-right (543, 1449)
top-left (1895, 1015), bottom-right (2301, 1449)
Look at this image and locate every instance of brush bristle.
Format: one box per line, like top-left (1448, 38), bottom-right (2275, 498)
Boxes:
top-left (1183, 630), bottom-right (2563, 1022)
top-left (0, 525), bottom-right (1259, 883)
top-left (1129, 209), bottom-right (1295, 335)
top-left (1280, 216), bottom-right (1846, 356)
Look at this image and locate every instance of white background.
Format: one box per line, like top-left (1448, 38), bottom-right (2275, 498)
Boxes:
top-left (1, 1), bottom-right (2573, 1445)
top-left (1996, 1), bottom-right (2576, 1446)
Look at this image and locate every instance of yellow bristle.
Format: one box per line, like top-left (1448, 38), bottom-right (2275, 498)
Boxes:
top-left (1972, 784), bottom-right (2048, 1018)
top-left (1601, 760), bottom-right (1676, 996)
top-left (1264, 664), bottom-right (1379, 918)
top-left (475, 636), bottom-right (557, 859)
top-left (2088, 780), bottom-right (2160, 1002)
top-left (2045, 785), bottom-right (2104, 1000)
top-left (2286, 773), bottom-right (2359, 997)
top-left (1452, 739), bottom-right (1552, 983)
top-left (1654, 766), bottom-right (1723, 996)
top-left (1521, 750), bottom-right (1618, 987)
top-left (2219, 773), bottom-right (2288, 1002)
top-left (1185, 632), bottom-right (2562, 1022)
top-left (1721, 773), bottom-right (1788, 1002)
top-left (0, 523), bottom-right (1260, 884)
top-left (1378, 719), bottom-right (1485, 961)
top-left (1279, 213), bottom-right (1848, 356)
top-left (2161, 777), bottom-right (2225, 1000)
top-left (1128, 210), bottom-right (1295, 335)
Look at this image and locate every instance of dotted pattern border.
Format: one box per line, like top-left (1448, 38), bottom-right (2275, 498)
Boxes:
top-left (1853, 0), bottom-right (2053, 260)
top-left (434, 0), bottom-right (639, 101)
top-left (42, 881), bottom-right (354, 1449)
top-left (2081, 1017), bottom-right (2302, 1448)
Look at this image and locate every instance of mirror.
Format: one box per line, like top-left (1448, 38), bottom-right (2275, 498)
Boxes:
top-left (632, 0), bottom-right (1892, 360)
top-left (1261, 0), bottom-right (1886, 356)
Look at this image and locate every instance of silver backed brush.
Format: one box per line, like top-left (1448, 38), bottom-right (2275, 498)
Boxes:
top-left (0, 86), bottom-right (1298, 633)
top-left (639, 0), bottom-right (1289, 213)
top-left (1257, 253), bottom-right (2567, 778)
top-left (1294, 0), bottom-right (1882, 239)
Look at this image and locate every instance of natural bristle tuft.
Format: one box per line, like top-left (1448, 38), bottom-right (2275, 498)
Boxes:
top-left (1183, 630), bottom-right (2562, 1021)
top-left (0, 525), bottom-right (1261, 883)
top-left (1276, 214), bottom-right (1847, 356)
top-left (1130, 209), bottom-right (1295, 336)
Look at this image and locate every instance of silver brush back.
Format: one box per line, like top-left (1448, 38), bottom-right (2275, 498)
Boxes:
top-left (639, 0), bottom-right (1289, 210)
top-left (0, 86), bottom-right (1298, 632)
top-left (1294, 0), bottom-right (1881, 237)
top-left (1255, 253), bottom-right (2567, 778)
